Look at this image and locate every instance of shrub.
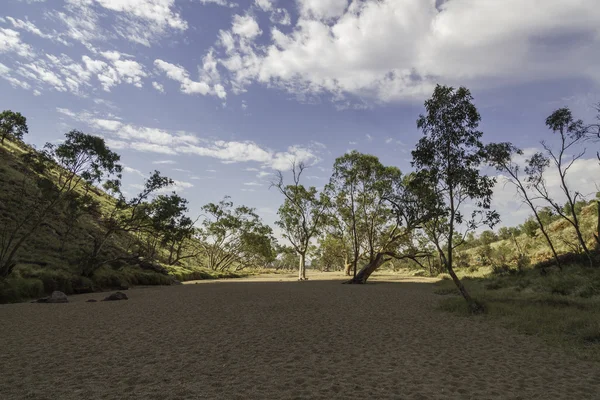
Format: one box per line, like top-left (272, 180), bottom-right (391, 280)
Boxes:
top-left (0, 277), bottom-right (45, 303)
top-left (484, 280), bottom-right (504, 290)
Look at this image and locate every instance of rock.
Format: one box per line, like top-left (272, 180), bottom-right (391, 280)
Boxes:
top-left (86, 299), bottom-right (98, 303)
top-left (102, 291), bottom-right (128, 301)
top-left (38, 291), bottom-right (68, 303)
top-left (170, 277), bottom-right (182, 285)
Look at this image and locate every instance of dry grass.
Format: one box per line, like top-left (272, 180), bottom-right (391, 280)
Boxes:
top-left (1, 272), bottom-right (599, 399)
top-left (435, 266), bottom-right (600, 361)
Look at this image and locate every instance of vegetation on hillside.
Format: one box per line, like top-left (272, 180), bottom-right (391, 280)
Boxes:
top-left (1, 86), bottom-right (598, 314)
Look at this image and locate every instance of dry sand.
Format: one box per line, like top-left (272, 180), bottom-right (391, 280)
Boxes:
top-left (1, 272), bottom-right (599, 399)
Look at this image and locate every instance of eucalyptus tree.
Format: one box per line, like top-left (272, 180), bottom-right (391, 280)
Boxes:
top-left (412, 85), bottom-right (498, 313)
top-left (347, 172), bottom-right (441, 283)
top-left (82, 170), bottom-right (174, 276)
top-left (0, 110), bottom-right (28, 144)
top-left (0, 130), bottom-right (122, 277)
top-left (199, 197), bottom-right (275, 272)
top-left (328, 151), bottom-right (396, 278)
top-left (273, 162), bottom-right (329, 280)
top-left (147, 193), bottom-right (197, 265)
top-left (487, 142), bottom-right (561, 269)
top-left (525, 108), bottom-right (593, 266)
top-left (328, 152), bottom-right (435, 283)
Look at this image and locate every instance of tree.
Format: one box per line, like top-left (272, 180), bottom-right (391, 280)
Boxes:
top-left (479, 230), bottom-right (498, 246)
top-left (328, 152), bottom-right (435, 283)
top-left (312, 234), bottom-right (348, 272)
top-left (486, 142), bottom-right (562, 268)
top-left (146, 193), bottom-right (197, 265)
top-left (0, 110), bottom-right (28, 145)
top-left (526, 108), bottom-right (593, 266)
top-left (0, 130), bottom-right (122, 277)
top-left (328, 151), bottom-right (399, 279)
top-left (199, 197), bottom-right (274, 272)
top-left (273, 162), bottom-right (329, 280)
top-left (271, 245), bottom-right (298, 271)
top-left (347, 172), bottom-right (440, 283)
top-left (81, 170), bottom-right (173, 276)
top-left (498, 227), bottom-right (511, 241)
top-left (412, 85), bottom-right (498, 313)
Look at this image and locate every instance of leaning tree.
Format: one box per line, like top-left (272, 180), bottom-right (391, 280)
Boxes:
top-left (412, 85), bottom-right (498, 313)
top-left (327, 151), bottom-right (436, 284)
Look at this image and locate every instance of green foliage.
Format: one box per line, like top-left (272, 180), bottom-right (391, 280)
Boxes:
top-left (0, 130), bottom-right (123, 277)
top-left (199, 197), bottom-right (275, 271)
top-left (274, 163), bottom-right (329, 278)
top-left (0, 110), bottom-right (28, 144)
top-left (411, 84), bottom-right (499, 307)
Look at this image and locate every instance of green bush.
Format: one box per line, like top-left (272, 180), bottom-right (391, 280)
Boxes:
top-left (0, 278), bottom-right (45, 303)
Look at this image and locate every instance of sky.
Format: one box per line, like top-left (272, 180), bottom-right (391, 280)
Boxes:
top-left (1, 0), bottom-right (600, 240)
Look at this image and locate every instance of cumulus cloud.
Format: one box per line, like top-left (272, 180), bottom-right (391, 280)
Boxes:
top-left (152, 81), bottom-right (165, 92)
top-left (205, 0), bottom-right (600, 104)
top-left (231, 14), bottom-right (262, 39)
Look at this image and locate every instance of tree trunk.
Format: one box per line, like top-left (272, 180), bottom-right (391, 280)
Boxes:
top-left (298, 252), bottom-right (306, 280)
top-left (595, 200), bottom-right (600, 251)
top-left (343, 254), bottom-right (351, 275)
top-left (446, 263), bottom-right (484, 314)
top-left (343, 253), bottom-right (388, 284)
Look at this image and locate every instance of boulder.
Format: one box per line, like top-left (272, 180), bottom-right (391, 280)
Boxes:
top-left (102, 291), bottom-right (128, 301)
top-left (37, 291), bottom-right (68, 303)
top-left (170, 277), bottom-right (182, 285)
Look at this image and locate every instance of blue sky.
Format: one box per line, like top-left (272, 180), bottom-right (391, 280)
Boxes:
top-left (1, 0), bottom-right (599, 239)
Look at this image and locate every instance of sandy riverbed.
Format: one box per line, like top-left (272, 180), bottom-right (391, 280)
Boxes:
top-left (1, 272), bottom-right (598, 399)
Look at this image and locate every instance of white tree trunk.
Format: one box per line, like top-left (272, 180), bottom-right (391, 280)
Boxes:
top-left (298, 253), bottom-right (307, 280)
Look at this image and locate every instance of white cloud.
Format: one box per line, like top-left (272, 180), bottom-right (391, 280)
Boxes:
top-left (152, 160), bottom-right (176, 164)
top-left (0, 28), bottom-right (34, 57)
top-left (178, 141), bottom-right (318, 170)
top-left (123, 166), bottom-right (145, 176)
top-left (270, 8), bottom-right (291, 26)
top-left (298, 0), bottom-right (348, 20)
top-left (244, 181), bottom-right (262, 186)
top-left (51, 0), bottom-right (187, 47)
top-left (491, 154), bottom-right (600, 228)
top-left (56, 107), bottom-right (322, 168)
top-left (256, 171), bottom-right (271, 178)
top-left (204, 0), bottom-right (600, 104)
top-left (231, 14), bottom-right (262, 39)
top-left (255, 0), bottom-right (273, 11)
top-left (200, 0), bottom-right (238, 7)
top-left (155, 59), bottom-right (223, 96)
top-left (152, 81), bottom-right (165, 92)
top-left (93, 118), bottom-right (122, 131)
